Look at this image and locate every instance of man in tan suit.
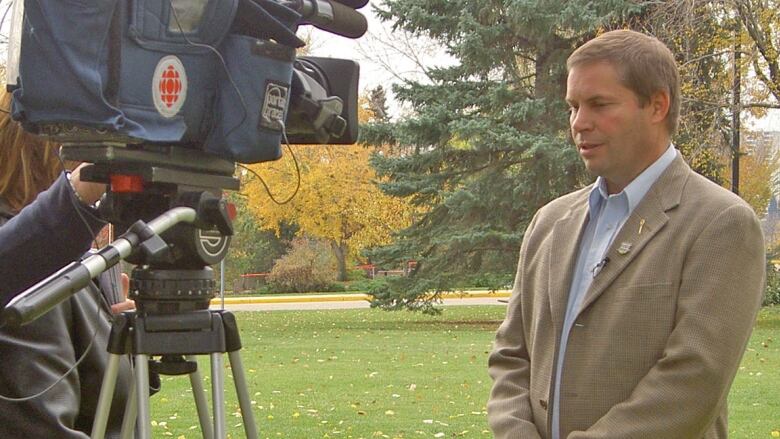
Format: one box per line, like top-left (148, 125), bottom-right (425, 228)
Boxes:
top-left (487, 30), bottom-right (765, 439)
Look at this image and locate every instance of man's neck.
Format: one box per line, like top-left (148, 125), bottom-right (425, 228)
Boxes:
top-left (605, 141), bottom-right (672, 195)
top-left (603, 143), bottom-right (676, 195)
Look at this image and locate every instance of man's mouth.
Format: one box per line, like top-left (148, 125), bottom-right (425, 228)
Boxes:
top-left (577, 142), bottom-right (602, 151)
top-left (577, 142), bottom-right (602, 154)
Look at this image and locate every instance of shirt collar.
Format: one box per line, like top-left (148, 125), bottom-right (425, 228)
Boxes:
top-left (588, 144), bottom-right (677, 215)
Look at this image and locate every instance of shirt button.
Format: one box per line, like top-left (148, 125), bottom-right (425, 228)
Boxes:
top-left (539, 400), bottom-right (548, 410)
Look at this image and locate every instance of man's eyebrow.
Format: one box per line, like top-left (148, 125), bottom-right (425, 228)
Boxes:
top-left (566, 94), bottom-right (613, 105)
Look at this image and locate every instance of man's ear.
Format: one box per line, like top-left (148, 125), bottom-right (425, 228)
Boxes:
top-left (649, 90), bottom-right (670, 125)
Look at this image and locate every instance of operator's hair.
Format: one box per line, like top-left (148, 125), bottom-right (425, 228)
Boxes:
top-left (567, 29), bottom-right (681, 134)
top-left (0, 91), bottom-right (61, 213)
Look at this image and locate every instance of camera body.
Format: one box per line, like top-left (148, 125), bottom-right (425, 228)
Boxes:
top-left (7, 0), bottom-right (360, 165)
top-left (2, 0), bottom-right (365, 322)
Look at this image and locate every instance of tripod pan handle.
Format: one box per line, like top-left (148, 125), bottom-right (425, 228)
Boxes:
top-left (1, 262), bottom-right (92, 327)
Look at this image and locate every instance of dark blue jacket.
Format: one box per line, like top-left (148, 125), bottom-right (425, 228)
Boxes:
top-left (0, 174), bottom-right (132, 438)
top-left (0, 173), bottom-right (104, 306)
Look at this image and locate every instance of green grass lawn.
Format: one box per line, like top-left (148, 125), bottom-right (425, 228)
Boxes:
top-left (148, 306), bottom-right (780, 438)
top-left (729, 306), bottom-right (780, 438)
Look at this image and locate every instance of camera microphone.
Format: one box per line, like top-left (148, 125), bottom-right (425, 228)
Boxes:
top-left (285, 0), bottom-right (368, 39)
top-left (331, 0), bottom-right (369, 9)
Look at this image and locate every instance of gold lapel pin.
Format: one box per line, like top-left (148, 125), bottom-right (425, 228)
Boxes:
top-left (638, 218), bottom-right (645, 235)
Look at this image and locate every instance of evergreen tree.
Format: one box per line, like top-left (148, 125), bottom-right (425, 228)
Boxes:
top-left (361, 0), bottom-right (644, 312)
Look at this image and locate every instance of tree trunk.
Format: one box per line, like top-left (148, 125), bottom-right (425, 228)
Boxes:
top-left (731, 37), bottom-right (741, 195)
top-left (331, 241), bottom-right (348, 281)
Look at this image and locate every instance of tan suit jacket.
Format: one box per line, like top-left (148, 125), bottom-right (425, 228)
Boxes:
top-left (487, 155), bottom-right (765, 439)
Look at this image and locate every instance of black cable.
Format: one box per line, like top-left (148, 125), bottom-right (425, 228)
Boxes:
top-left (0, 280), bottom-right (105, 402)
top-left (238, 122), bottom-right (302, 205)
top-left (166, 0), bottom-right (248, 142)
top-left (56, 154), bottom-right (107, 251)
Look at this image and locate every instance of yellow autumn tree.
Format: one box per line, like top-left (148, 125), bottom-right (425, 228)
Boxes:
top-left (242, 96), bottom-right (413, 280)
top-left (722, 131), bottom-right (780, 215)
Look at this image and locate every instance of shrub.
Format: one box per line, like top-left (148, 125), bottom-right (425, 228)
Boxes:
top-left (764, 260), bottom-right (780, 306)
top-left (347, 268), bottom-right (368, 281)
top-left (323, 282), bottom-right (347, 292)
top-left (346, 276), bottom-right (389, 293)
top-left (268, 238), bottom-right (337, 293)
top-left (464, 272), bottom-right (514, 290)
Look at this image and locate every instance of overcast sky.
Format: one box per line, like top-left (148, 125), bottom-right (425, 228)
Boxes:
top-left (306, 1), bottom-right (457, 120)
top-left (306, 2), bottom-right (779, 130)
top-left (0, 0), bottom-right (775, 129)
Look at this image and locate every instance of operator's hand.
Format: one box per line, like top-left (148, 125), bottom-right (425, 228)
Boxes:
top-left (111, 273), bottom-right (136, 314)
top-left (69, 162), bottom-right (106, 205)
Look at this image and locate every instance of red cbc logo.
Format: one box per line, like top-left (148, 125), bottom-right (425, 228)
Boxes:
top-left (159, 65), bottom-right (182, 108)
top-left (152, 55), bottom-right (187, 118)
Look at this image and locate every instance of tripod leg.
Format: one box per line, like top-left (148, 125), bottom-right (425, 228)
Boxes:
top-left (211, 353), bottom-right (227, 439)
top-left (120, 377), bottom-right (137, 439)
top-left (228, 351), bottom-right (259, 439)
top-left (91, 353), bottom-right (122, 439)
top-left (186, 355), bottom-right (214, 439)
top-left (134, 354), bottom-right (152, 439)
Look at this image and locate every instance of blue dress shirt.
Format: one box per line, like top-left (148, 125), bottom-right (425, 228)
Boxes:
top-left (551, 145), bottom-right (678, 439)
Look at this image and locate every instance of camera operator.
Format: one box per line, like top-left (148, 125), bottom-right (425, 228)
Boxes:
top-left (0, 91), bottom-right (134, 438)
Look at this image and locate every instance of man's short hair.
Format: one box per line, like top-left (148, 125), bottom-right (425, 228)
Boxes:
top-left (567, 29), bottom-right (681, 134)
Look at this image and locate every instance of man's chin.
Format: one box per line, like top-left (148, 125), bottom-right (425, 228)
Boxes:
top-left (581, 160), bottom-right (603, 176)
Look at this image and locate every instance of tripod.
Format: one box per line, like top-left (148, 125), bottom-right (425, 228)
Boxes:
top-left (86, 199), bottom-right (258, 438)
top-left (91, 304), bottom-right (258, 439)
top-left (78, 147), bottom-right (257, 438)
top-left (3, 146), bottom-right (259, 438)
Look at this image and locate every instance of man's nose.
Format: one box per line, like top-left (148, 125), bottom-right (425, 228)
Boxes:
top-left (570, 107), bottom-right (592, 133)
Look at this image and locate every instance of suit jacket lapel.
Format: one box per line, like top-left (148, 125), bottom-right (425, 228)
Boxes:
top-left (549, 194), bottom-right (590, 332)
top-left (579, 154), bottom-right (689, 312)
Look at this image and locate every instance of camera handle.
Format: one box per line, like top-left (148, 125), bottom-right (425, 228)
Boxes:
top-left (1, 207), bottom-right (198, 328)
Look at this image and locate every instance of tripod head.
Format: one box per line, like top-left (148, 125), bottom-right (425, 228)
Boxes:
top-left (2, 144), bottom-right (239, 326)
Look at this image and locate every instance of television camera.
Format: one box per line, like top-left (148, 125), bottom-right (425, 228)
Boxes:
top-left (1, 0), bottom-right (366, 437)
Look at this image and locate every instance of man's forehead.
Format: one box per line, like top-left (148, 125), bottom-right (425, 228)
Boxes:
top-left (566, 64), bottom-right (630, 101)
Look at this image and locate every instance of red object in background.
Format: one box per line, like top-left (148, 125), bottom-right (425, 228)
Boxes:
top-left (110, 175), bottom-right (144, 193)
top-left (226, 201), bottom-right (238, 221)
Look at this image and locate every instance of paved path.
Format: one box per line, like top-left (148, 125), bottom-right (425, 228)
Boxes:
top-left (209, 291), bottom-right (510, 311)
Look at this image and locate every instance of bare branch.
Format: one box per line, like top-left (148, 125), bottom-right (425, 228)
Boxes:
top-left (743, 102), bottom-right (780, 109)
